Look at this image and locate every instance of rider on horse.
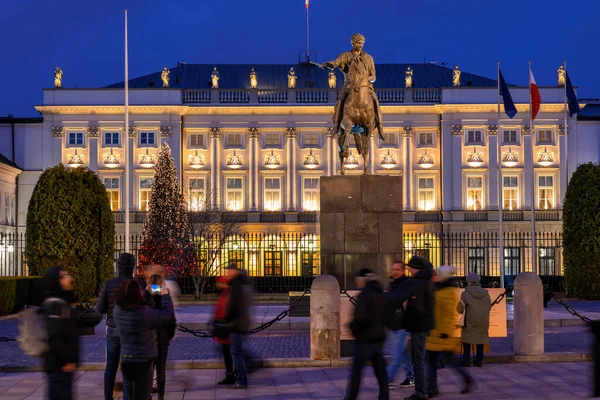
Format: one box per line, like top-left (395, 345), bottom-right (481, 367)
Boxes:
top-left (322, 33), bottom-right (384, 140)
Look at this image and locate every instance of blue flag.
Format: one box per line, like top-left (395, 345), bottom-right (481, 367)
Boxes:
top-left (499, 69), bottom-right (517, 119)
top-left (565, 72), bottom-right (581, 117)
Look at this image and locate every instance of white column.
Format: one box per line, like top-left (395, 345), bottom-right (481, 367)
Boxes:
top-left (210, 128), bottom-right (221, 208)
top-left (451, 125), bottom-right (463, 209)
top-left (440, 119), bottom-right (454, 212)
top-left (523, 125), bottom-right (533, 210)
top-left (326, 129), bottom-right (333, 176)
top-left (286, 128), bottom-right (298, 211)
top-left (254, 130), bottom-right (259, 210)
top-left (87, 126), bottom-right (99, 173)
top-left (488, 125), bottom-right (499, 210)
top-left (558, 125), bottom-right (567, 202)
top-left (127, 128), bottom-right (135, 211)
top-left (168, 122), bottom-right (182, 183)
top-left (248, 128), bottom-right (259, 211)
top-left (402, 127), bottom-right (413, 210)
top-left (51, 126), bottom-right (64, 167)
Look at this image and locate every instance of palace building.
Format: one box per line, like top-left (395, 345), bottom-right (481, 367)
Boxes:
top-left (1, 62), bottom-right (599, 281)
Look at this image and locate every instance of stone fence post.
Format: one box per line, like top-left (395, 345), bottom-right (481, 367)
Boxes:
top-left (310, 274), bottom-right (340, 360)
top-left (514, 272), bottom-right (544, 356)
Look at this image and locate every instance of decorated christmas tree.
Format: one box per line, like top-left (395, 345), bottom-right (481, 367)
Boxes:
top-left (138, 143), bottom-right (196, 276)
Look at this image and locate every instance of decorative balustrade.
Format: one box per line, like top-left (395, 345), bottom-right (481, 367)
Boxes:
top-left (260, 212), bottom-right (286, 223)
top-left (535, 210), bottom-right (560, 221)
top-left (503, 211), bottom-right (524, 221)
top-left (257, 90), bottom-right (288, 103)
top-left (412, 88), bottom-right (442, 103)
top-left (298, 212), bottom-right (318, 223)
top-left (464, 211), bottom-right (488, 221)
top-left (296, 89), bottom-right (328, 103)
top-left (376, 88), bottom-right (405, 103)
top-left (181, 89), bottom-right (211, 103)
top-left (219, 89), bottom-right (250, 103)
top-left (414, 211), bottom-right (442, 222)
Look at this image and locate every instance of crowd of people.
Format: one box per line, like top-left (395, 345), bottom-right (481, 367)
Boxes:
top-left (345, 256), bottom-right (492, 400)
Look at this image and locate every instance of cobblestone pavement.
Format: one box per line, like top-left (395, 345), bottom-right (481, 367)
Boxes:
top-left (0, 362), bottom-right (594, 399)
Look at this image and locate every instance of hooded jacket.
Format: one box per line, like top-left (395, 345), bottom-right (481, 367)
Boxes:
top-left (350, 279), bottom-right (388, 342)
top-left (457, 283), bottom-right (492, 344)
top-left (224, 271), bottom-right (253, 334)
top-left (403, 267), bottom-right (435, 333)
top-left (426, 278), bottom-right (461, 353)
top-left (42, 267), bottom-right (79, 372)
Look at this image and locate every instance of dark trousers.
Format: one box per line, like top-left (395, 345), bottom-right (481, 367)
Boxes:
top-left (230, 333), bottom-right (248, 385)
top-left (462, 343), bottom-right (484, 365)
top-left (104, 326), bottom-right (127, 400)
top-left (47, 370), bottom-right (74, 400)
top-left (122, 361), bottom-right (154, 400)
top-left (427, 351), bottom-right (471, 395)
top-left (155, 344), bottom-right (169, 396)
top-left (344, 341), bottom-right (389, 400)
top-left (410, 332), bottom-right (429, 399)
top-left (222, 343), bottom-right (234, 374)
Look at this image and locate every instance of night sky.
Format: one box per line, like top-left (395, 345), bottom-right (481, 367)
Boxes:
top-left (1, 0), bottom-right (598, 117)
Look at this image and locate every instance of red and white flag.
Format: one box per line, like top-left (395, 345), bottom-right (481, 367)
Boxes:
top-left (305, 0), bottom-right (309, 8)
top-left (529, 68), bottom-right (542, 120)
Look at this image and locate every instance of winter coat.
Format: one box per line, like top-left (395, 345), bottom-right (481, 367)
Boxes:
top-left (386, 276), bottom-right (411, 331)
top-left (426, 280), bottom-right (461, 353)
top-left (151, 294), bottom-right (177, 345)
top-left (42, 267), bottom-right (79, 373)
top-left (403, 267), bottom-right (435, 333)
top-left (224, 272), bottom-right (253, 334)
top-left (113, 295), bottom-right (173, 363)
top-left (213, 288), bottom-right (231, 344)
top-left (349, 280), bottom-right (389, 343)
top-left (457, 283), bottom-right (492, 345)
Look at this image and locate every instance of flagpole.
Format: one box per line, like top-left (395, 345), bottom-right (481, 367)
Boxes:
top-left (306, 1), bottom-right (310, 62)
top-left (529, 60), bottom-right (537, 275)
top-left (124, 9), bottom-right (130, 253)
top-left (563, 60), bottom-right (568, 192)
top-left (497, 61), bottom-right (504, 289)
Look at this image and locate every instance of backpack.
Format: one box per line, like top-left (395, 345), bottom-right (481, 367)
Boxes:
top-left (17, 297), bottom-right (65, 357)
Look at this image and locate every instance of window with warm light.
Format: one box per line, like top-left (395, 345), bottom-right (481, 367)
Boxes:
top-left (502, 176), bottom-right (519, 210)
top-left (466, 130), bottom-right (483, 146)
top-left (303, 178), bottom-right (319, 211)
top-left (467, 247), bottom-right (485, 275)
top-left (226, 178), bottom-right (243, 211)
top-left (227, 133), bottom-right (242, 148)
top-left (303, 132), bottom-right (319, 147)
top-left (539, 247), bottom-right (556, 275)
top-left (68, 132), bottom-right (84, 147)
top-left (264, 248), bottom-right (283, 276)
top-left (140, 132), bottom-right (156, 147)
top-left (228, 250), bottom-right (244, 269)
top-left (104, 178), bottom-right (120, 211)
top-left (189, 133), bottom-right (206, 149)
top-left (504, 247), bottom-right (520, 276)
top-left (104, 132), bottom-right (120, 147)
top-left (466, 176), bottom-right (483, 211)
top-left (379, 131), bottom-right (397, 147)
top-left (264, 133), bottom-right (280, 148)
top-left (417, 177), bottom-right (435, 211)
top-left (188, 178), bottom-right (206, 211)
top-left (264, 178), bottom-right (281, 211)
top-left (139, 178), bottom-right (153, 211)
top-left (537, 129), bottom-right (554, 145)
top-left (418, 132), bottom-right (434, 147)
top-left (502, 130), bottom-right (519, 145)
top-left (538, 176), bottom-right (554, 210)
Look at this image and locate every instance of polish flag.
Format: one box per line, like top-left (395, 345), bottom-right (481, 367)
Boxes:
top-left (529, 68), bottom-right (542, 120)
top-left (305, 0), bottom-right (309, 8)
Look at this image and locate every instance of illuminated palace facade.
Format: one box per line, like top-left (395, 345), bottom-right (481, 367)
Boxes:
top-left (1, 62), bottom-right (600, 278)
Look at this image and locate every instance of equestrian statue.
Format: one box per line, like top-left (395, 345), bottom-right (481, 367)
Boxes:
top-left (321, 33), bottom-right (384, 175)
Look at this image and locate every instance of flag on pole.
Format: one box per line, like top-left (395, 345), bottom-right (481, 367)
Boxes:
top-left (499, 69), bottom-right (517, 119)
top-left (565, 71), bottom-right (581, 117)
top-left (305, 0), bottom-right (309, 8)
top-left (529, 68), bottom-right (542, 120)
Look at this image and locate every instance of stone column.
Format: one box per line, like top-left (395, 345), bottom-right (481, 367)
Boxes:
top-left (286, 128), bottom-right (297, 211)
top-left (488, 124), bottom-right (499, 210)
top-left (310, 274), bottom-right (341, 360)
top-left (369, 133), bottom-right (376, 174)
top-left (326, 128), bottom-right (335, 176)
top-left (451, 124), bottom-right (463, 209)
top-left (402, 126), bottom-right (413, 210)
top-left (514, 272), bottom-right (544, 356)
top-left (558, 124), bottom-right (567, 202)
top-left (440, 118), bottom-right (454, 212)
top-left (51, 126), bottom-right (64, 167)
top-left (248, 128), bottom-right (259, 211)
top-left (209, 128), bottom-right (221, 208)
top-left (87, 125), bottom-right (99, 173)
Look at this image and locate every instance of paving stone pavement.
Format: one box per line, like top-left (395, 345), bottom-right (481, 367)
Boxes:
top-left (0, 362), bottom-right (594, 399)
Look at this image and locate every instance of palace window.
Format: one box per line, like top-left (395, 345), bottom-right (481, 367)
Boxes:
top-left (226, 178), bottom-right (243, 211)
top-left (264, 132), bottom-right (281, 148)
top-left (538, 175), bottom-right (554, 210)
top-left (228, 249), bottom-right (245, 269)
top-left (104, 178), bottom-right (120, 211)
top-left (188, 178), bottom-right (206, 211)
top-left (467, 247), bottom-right (485, 275)
top-left (417, 132), bottom-right (434, 147)
top-left (104, 132), bottom-right (120, 147)
top-left (264, 178), bottom-right (281, 211)
top-left (189, 133), bottom-right (206, 149)
top-left (502, 176), bottom-right (519, 210)
top-left (301, 250), bottom-right (320, 277)
top-left (303, 132), bottom-right (319, 147)
top-left (139, 178), bottom-right (153, 211)
top-left (140, 131), bottom-right (156, 147)
top-left (227, 133), bottom-right (242, 148)
top-left (417, 177), bottom-right (435, 211)
top-left (503, 247), bottom-right (520, 276)
top-left (264, 249), bottom-right (283, 276)
top-left (466, 130), bottom-right (484, 146)
top-left (539, 247), bottom-right (556, 275)
top-left (537, 129), bottom-right (554, 145)
top-left (502, 130), bottom-right (519, 145)
top-left (303, 178), bottom-right (319, 212)
top-left (68, 132), bottom-right (84, 147)
top-left (380, 131), bottom-right (398, 147)
top-left (466, 176), bottom-right (483, 211)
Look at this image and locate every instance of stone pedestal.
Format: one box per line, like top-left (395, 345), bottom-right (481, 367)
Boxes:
top-left (320, 175), bottom-right (403, 289)
top-left (514, 272), bottom-right (544, 356)
top-left (310, 275), bottom-right (341, 360)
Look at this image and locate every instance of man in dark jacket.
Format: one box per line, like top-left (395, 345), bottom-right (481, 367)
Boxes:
top-left (386, 261), bottom-right (414, 388)
top-left (403, 256), bottom-right (435, 400)
top-left (43, 266), bottom-right (79, 400)
top-left (96, 252), bottom-right (138, 400)
top-left (224, 264), bottom-right (253, 389)
top-left (344, 268), bottom-right (389, 400)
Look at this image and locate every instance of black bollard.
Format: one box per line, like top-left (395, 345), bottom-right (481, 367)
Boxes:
top-left (591, 320), bottom-right (600, 397)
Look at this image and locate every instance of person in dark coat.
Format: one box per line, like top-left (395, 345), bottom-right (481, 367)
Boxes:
top-left (403, 256), bottom-right (435, 400)
top-left (457, 273), bottom-right (491, 367)
top-left (213, 275), bottom-right (235, 384)
top-left (42, 266), bottom-right (79, 400)
top-left (386, 260), bottom-right (414, 388)
top-left (113, 279), bottom-right (172, 400)
top-left (223, 265), bottom-right (253, 389)
top-left (344, 268), bottom-right (389, 400)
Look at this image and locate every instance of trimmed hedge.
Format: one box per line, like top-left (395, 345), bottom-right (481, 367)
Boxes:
top-left (0, 277), bottom-right (42, 316)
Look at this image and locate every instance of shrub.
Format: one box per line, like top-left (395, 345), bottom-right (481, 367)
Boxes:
top-left (0, 277), bottom-right (42, 315)
top-left (25, 164), bottom-right (115, 301)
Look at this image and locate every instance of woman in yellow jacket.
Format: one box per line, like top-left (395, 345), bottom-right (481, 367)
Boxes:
top-left (425, 266), bottom-right (474, 397)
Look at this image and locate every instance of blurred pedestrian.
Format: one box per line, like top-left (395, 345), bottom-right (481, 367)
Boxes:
top-left (148, 273), bottom-right (177, 400)
top-left (426, 266), bottom-right (473, 397)
top-left (113, 279), bottom-right (173, 400)
top-left (457, 273), bottom-right (491, 367)
top-left (96, 252), bottom-right (138, 400)
top-left (403, 256), bottom-right (435, 400)
top-left (385, 261), bottom-right (414, 389)
top-left (42, 267), bottom-right (79, 400)
top-left (212, 276), bottom-right (235, 384)
top-left (344, 268), bottom-right (389, 400)
top-left (223, 264), bottom-right (253, 389)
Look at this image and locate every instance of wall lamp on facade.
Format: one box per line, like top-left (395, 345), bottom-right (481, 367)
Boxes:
top-left (502, 147), bottom-right (519, 168)
top-left (303, 150), bottom-right (319, 169)
top-left (265, 150), bottom-right (280, 169)
top-left (67, 149), bottom-right (84, 168)
top-left (227, 151), bottom-right (243, 169)
top-left (104, 148), bottom-right (120, 169)
top-left (466, 147), bottom-right (484, 168)
top-left (538, 147), bottom-right (554, 167)
top-left (189, 150), bottom-right (204, 169)
top-left (344, 151), bottom-right (359, 169)
top-left (380, 150), bottom-right (397, 169)
top-left (140, 149), bottom-right (155, 168)
top-left (417, 151), bottom-right (434, 169)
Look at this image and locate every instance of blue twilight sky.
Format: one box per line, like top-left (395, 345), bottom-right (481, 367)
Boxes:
top-left (1, 0), bottom-right (598, 117)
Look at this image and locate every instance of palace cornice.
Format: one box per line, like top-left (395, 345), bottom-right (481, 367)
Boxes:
top-left (435, 103), bottom-right (565, 114)
top-left (35, 105), bottom-right (188, 115)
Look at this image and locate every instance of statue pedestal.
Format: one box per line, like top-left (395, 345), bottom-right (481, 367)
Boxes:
top-left (319, 175), bottom-right (403, 289)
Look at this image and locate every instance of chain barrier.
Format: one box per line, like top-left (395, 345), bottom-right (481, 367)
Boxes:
top-left (491, 287), bottom-right (510, 308)
top-left (0, 336), bottom-right (16, 342)
top-left (546, 288), bottom-right (592, 324)
top-left (341, 290), bottom-right (357, 306)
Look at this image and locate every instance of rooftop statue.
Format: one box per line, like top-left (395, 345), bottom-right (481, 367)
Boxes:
top-left (211, 67), bottom-right (220, 89)
top-left (54, 66), bottom-right (63, 88)
top-left (161, 67), bottom-right (170, 88)
top-left (250, 68), bottom-right (258, 89)
top-left (557, 65), bottom-right (565, 86)
top-left (405, 67), bottom-right (413, 88)
top-left (288, 67), bottom-right (297, 89)
top-left (453, 65), bottom-right (461, 87)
